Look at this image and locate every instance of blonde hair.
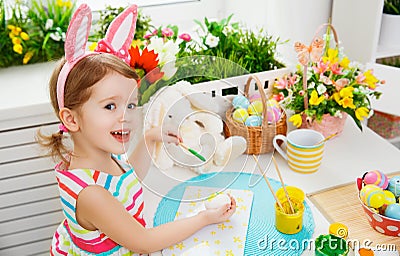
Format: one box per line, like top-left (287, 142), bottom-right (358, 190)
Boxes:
top-left (36, 54), bottom-right (139, 163)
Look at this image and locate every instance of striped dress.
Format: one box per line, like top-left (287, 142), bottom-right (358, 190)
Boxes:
top-left (51, 156), bottom-right (146, 255)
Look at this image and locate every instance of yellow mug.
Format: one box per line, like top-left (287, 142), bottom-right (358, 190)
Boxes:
top-left (273, 129), bottom-right (325, 173)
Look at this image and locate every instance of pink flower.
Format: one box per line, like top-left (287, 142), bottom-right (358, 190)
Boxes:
top-left (287, 74), bottom-right (297, 87)
top-left (274, 77), bottom-right (288, 90)
top-left (273, 92), bottom-right (285, 102)
top-left (356, 73), bottom-right (366, 84)
top-left (162, 28), bottom-right (174, 37)
top-left (144, 33), bottom-right (153, 40)
top-left (299, 90), bottom-right (305, 96)
top-left (312, 60), bottom-right (329, 74)
top-left (330, 63), bottom-right (343, 75)
top-left (179, 33), bottom-right (191, 42)
top-left (152, 29), bottom-right (158, 35)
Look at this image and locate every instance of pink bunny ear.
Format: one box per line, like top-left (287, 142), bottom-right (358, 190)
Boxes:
top-left (57, 4), bottom-right (98, 110)
top-left (95, 5), bottom-right (138, 64)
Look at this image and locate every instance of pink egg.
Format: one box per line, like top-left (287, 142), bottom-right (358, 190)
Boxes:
top-left (266, 106), bottom-right (282, 123)
top-left (363, 170), bottom-right (389, 189)
top-left (249, 93), bottom-right (261, 102)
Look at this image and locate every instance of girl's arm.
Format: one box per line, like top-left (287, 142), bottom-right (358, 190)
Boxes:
top-left (76, 185), bottom-right (236, 254)
top-left (128, 126), bottom-right (180, 181)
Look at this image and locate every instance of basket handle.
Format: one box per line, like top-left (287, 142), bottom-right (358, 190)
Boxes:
top-left (302, 23), bottom-right (340, 111)
top-left (244, 75), bottom-right (270, 127)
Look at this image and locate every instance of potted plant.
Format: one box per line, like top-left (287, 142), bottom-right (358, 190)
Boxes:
top-left (379, 0), bottom-right (400, 48)
top-left (273, 29), bottom-right (384, 137)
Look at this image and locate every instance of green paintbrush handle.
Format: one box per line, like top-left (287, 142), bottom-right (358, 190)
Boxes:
top-left (188, 148), bottom-right (206, 162)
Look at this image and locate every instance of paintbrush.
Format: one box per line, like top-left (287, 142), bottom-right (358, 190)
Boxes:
top-left (179, 142), bottom-right (206, 162)
top-left (314, 132), bottom-right (338, 145)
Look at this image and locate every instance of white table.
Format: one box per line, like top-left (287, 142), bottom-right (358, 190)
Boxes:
top-left (142, 118), bottom-right (400, 255)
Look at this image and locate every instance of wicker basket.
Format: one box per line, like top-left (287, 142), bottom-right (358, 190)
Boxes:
top-left (224, 75), bottom-right (287, 154)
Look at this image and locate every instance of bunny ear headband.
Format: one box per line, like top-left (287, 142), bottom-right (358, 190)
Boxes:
top-left (56, 4), bottom-right (138, 110)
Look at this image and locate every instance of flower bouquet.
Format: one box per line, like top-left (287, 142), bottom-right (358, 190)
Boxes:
top-left (273, 24), bottom-right (384, 135)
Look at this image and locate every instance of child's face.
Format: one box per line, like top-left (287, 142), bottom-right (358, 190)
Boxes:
top-left (77, 72), bottom-right (140, 155)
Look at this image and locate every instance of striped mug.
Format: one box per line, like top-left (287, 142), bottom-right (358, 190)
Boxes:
top-left (273, 129), bottom-right (324, 174)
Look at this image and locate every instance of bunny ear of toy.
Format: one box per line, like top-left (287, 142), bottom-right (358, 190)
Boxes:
top-left (64, 4), bottom-right (92, 63)
top-left (95, 5), bottom-right (138, 64)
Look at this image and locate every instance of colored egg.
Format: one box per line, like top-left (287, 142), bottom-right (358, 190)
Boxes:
top-left (266, 106), bottom-right (282, 123)
top-left (360, 184), bottom-right (385, 208)
top-left (388, 176), bottom-right (400, 197)
top-left (267, 98), bottom-right (279, 108)
top-left (384, 203), bottom-right (400, 220)
top-left (232, 95), bottom-right (250, 109)
top-left (363, 170), bottom-right (389, 189)
top-left (248, 101), bottom-right (263, 115)
top-left (384, 190), bottom-right (396, 205)
top-left (232, 108), bottom-right (249, 123)
top-left (204, 193), bottom-right (231, 209)
top-left (245, 115), bottom-right (262, 126)
top-left (249, 93), bottom-right (261, 102)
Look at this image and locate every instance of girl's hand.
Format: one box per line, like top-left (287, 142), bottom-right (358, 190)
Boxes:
top-left (145, 126), bottom-right (181, 145)
top-left (200, 194), bottom-right (236, 225)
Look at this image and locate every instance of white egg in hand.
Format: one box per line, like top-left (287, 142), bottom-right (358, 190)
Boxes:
top-left (204, 193), bottom-right (231, 209)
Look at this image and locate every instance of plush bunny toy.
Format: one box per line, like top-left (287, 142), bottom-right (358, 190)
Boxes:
top-left (143, 81), bottom-right (247, 174)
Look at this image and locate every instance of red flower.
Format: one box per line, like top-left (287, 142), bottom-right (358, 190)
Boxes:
top-left (128, 46), bottom-right (164, 84)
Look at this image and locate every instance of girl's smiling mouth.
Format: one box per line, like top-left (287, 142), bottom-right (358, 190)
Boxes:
top-left (111, 130), bottom-right (130, 143)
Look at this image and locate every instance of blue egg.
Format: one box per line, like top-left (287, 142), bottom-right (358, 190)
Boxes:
top-left (384, 203), bottom-right (400, 220)
top-left (245, 115), bottom-right (262, 126)
top-left (388, 176), bottom-right (400, 197)
top-left (232, 95), bottom-right (250, 109)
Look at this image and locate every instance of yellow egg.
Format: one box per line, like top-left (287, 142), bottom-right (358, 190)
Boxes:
top-left (248, 101), bottom-right (263, 115)
top-left (384, 190), bottom-right (396, 205)
top-left (232, 108), bottom-right (249, 123)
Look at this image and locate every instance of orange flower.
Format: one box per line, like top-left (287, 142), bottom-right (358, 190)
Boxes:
top-left (128, 46), bottom-right (164, 84)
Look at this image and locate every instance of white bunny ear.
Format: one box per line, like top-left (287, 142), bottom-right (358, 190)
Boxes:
top-left (95, 5), bottom-right (138, 63)
top-left (64, 4), bottom-right (92, 63)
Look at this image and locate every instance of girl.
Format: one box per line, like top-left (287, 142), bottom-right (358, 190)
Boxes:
top-left (37, 4), bottom-right (236, 255)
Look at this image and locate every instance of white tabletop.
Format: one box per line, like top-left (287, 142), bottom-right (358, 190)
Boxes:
top-left (142, 118), bottom-right (400, 255)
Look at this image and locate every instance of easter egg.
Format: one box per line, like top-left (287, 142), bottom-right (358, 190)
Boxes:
top-left (232, 108), bottom-right (249, 123)
top-left (363, 170), bottom-right (389, 189)
top-left (204, 193), bottom-right (231, 209)
top-left (248, 101), bottom-right (263, 115)
top-left (384, 190), bottom-right (396, 205)
top-left (266, 106), bottom-right (282, 123)
top-left (245, 115), bottom-right (262, 126)
top-left (232, 95), bottom-right (250, 109)
top-left (267, 99), bottom-right (279, 108)
top-left (249, 93), bottom-right (261, 102)
top-left (360, 184), bottom-right (385, 208)
top-left (388, 176), bottom-right (400, 197)
top-left (384, 203), bottom-right (400, 220)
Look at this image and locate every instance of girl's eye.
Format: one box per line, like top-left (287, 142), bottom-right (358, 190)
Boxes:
top-left (127, 103), bottom-right (136, 109)
top-left (105, 103), bottom-right (116, 110)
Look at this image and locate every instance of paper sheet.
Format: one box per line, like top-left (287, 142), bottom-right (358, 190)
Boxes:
top-left (162, 186), bottom-right (253, 256)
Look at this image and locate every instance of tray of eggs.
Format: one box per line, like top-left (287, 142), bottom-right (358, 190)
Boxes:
top-left (357, 170), bottom-right (400, 236)
top-left (231, 93), bottom-right (282, 126)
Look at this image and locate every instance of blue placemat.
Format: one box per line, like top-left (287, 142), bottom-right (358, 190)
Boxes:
top-left (154, 172), bottom-right (315, 255)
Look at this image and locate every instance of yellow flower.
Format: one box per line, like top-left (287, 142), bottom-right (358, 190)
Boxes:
top-left (339, 86), bottom-right (354, 98)
top-left (340, 56), bottom-right (350, 69)
top-left (332, 92), bottom-right (341, 104)
top-left (20, 32), bottom-right (30, 41)
top-left (131, 39), bottom-right (144, 48)
top-left (23, 51), bottom-right (34, 64)
top-left (355, 107), bottom-right (369, 120)
top-left (309, 90), bottom-right (325, 106)
top-left (65, 0), bottom-right (72, 8)
top-left (289, 114), bottom-right (302, 128)
top-left (364, 69), bottom-right (378, 89)
top-left (56, 0), bottom-right (63, 7)
top-left (13, 44), bottom-right (23, 54)
top-left (12, 37), bottom-right (21, 45)
top-left (323, 48), bottom-right (339, 64)
top-left (88, 42), bottom-right (98, 51)
top-left (339, 97), bottom-right (356, 109)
